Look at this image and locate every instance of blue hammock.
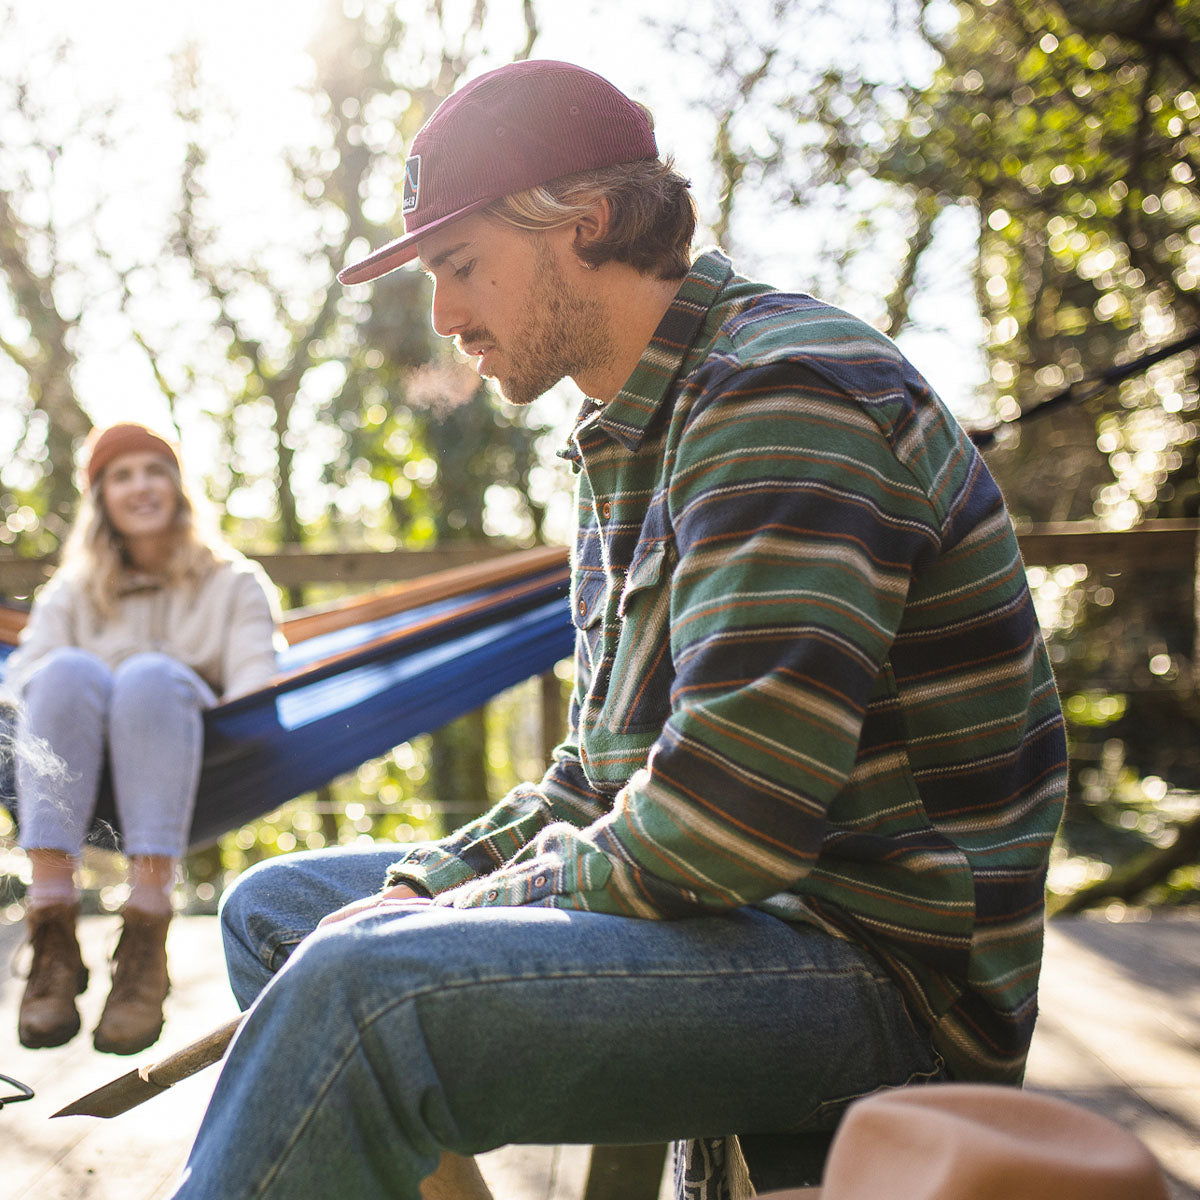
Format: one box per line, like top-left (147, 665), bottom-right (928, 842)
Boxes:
top-left (0, 549), bottom-right (573, 850)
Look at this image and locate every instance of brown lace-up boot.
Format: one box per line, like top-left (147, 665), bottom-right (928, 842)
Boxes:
top-left (18, 903), bottom-right (89, 1049)
top-left (93, 908), bottom-right (171, 1056)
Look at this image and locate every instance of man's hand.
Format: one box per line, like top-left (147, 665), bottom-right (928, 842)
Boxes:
top-left (317, 883), bottom-right (431, 929)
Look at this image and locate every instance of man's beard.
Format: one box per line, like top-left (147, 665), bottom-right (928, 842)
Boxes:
top-left (481, 238), bottom-right (615, 406)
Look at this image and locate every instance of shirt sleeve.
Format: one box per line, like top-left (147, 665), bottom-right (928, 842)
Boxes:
top-left (428, 360), bottom-right (941, 917)
top-left (383, 647), bottom-right (612, 896)
top-left (218, 565), bottom-right (286, 700)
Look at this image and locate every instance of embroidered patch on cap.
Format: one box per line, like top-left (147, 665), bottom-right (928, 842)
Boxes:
top-left (402, 156), bottom-right (421, 214)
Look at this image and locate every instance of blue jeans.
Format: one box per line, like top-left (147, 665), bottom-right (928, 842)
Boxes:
top-left (16, 648), bottom-right (216, 858)
top-left (172, 844), bottom-right (944, 1199)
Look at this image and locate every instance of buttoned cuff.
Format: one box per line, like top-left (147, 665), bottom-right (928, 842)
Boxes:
top-left (432, 846), bottom-right (614, 910)
top-left (434, 861), bottom-right (562, 909)
top-left (383, 845), bottom-right (479, 896)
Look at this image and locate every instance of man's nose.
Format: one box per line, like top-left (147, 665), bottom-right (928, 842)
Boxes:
top-left (430, 280), bottom-right (469, 339)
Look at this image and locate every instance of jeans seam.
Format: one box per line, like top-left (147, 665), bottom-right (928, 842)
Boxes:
top-left (355, 962), bottom-right (891, 1023)
top-left (333, 961), bottom-right (895, 1069)
top-left (248, 1031), bottom-right (366, 1196)
top-left (799, 1057), bottom-right (946, 1129)
top-left (249, 960), bottom-right (906, 1192)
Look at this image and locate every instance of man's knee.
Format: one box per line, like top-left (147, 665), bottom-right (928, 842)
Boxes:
top-left (220, 853), bottom-right (354, 992)
top-left (219, 856), bottom-right (291, 947)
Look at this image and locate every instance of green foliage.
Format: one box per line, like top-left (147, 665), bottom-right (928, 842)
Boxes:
top-left (1030, 550), bottom-right (1200, 909)
top-left (902, 0), bottom-right (1200, 527)
top-left (0, 2), bottom-right (563, 899)
top-left (723, 0), bottom-right (1200, 908)
top-left (901, 1), bottom-right (1200, 908)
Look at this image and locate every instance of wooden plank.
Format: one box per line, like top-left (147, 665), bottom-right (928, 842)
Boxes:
top-left (1025, 1086), bottom-right (1200, 1200)
top-left (0, 602), bottom-right (28, 642)
top-left (1016, 519), bottom-right (1200, 569)
top-left (0, 546), bottom-right (570, 648)
top-left (255, 542), bottom-right (527, 589)
top-left (582, 1143), bottom-right (670, 1200)
top-left (3, 520), bottom-right (1199, 602)
top-left (2, 915), bottom-right (238, 1200)
top-left (1028, 913), bottom-right (1200, 1200)
top-left (1038, 915), bottom-right (1200, 1085)
top-left (476, 1143), bottom-right (595, 1200)
top-left (0, 544), bottom-right (534, 599)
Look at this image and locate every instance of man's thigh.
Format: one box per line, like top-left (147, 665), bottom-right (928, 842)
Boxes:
top-left (270, 901), bottom-right (943, 1149)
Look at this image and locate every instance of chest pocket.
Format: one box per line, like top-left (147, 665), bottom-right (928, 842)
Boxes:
top-left (570, 567), bottom-right (606, 676)
top-left (600, 541), bottom-right (675, 735)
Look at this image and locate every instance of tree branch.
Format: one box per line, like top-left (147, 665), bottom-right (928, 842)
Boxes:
top-left (881, 195), bottom-right (939, 339)
top-left (1052, 808), bottom-right (1200, 914)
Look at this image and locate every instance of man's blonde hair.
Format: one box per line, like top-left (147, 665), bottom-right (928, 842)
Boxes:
top-left (484, 157), bottom-right (697, 280)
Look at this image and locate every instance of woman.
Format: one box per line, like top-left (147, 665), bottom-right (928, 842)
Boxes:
top-left (7, 422), bottom-right (282, 1055)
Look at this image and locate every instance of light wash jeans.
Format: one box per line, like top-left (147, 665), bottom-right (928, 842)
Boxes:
top-left (170, 844), bottom-right (945, 1199)
top-left (16, 647), bottom-right (216, 858)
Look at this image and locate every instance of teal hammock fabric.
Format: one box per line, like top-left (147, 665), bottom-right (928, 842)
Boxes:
top-left (0, 558), bottom-right (573, 850)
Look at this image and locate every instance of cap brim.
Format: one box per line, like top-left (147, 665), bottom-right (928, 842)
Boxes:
top-left (337, 197), bottom-right (495, 285)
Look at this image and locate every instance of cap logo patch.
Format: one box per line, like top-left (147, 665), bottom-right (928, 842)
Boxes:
top-left (402, 155), bottom-right (421, 214)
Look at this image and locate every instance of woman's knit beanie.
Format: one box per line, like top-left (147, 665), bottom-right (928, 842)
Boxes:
top-left (84, 423), bottom-right (181, 486)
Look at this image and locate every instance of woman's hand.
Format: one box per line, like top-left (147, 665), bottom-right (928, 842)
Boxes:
top-left (317, 883), bottom-right (431, 929)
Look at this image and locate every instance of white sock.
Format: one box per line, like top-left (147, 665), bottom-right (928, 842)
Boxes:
top-left (126, 858), bottom-right (176, 916)
top-left (26, 872), bottom-right (79, 910)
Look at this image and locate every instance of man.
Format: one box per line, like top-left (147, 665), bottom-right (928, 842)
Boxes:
top-left (171, 60), bottom-right (1067, 1200)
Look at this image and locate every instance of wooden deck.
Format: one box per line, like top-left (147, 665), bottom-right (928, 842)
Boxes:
top-left (1, 908), bottom-right (1198, 1199)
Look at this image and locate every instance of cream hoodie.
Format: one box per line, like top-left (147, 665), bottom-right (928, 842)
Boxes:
top-left (5, 555), bottom-right (283, 702)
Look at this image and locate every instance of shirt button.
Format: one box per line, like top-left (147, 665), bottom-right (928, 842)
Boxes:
top-left (534, 875), bottom-right (547, 887)
top-left (486, 890), bottom-right (499, 902)
top-left (601, 502), bottom-right (612, 519)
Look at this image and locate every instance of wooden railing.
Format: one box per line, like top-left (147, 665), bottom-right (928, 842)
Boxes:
top-left (0, 542), bottom-right (532, 598)
top-left (2, 521), bottom-right (1198, 598)
top-left (1014, 519), bottom-right (1199, 570)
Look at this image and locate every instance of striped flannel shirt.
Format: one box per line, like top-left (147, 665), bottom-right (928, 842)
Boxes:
top-left (388, 249), bottom-right (1068, 1083)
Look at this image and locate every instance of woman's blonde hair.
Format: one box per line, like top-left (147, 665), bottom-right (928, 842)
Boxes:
top-left (57, 458), bottom-right (232, 617)
top-left (484, 156), bottom-right (697, 280)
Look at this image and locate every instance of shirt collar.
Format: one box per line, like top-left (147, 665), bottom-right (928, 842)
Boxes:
top-left (115, 569), bottom-right (166, 596)
top-left (561, 250), bottom-right (734, 461)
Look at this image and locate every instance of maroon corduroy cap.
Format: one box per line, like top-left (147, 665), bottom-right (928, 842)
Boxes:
top-left (337, 60), bottom-right (657, 286)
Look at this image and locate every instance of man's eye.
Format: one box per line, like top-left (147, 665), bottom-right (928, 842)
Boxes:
top-left (453, 260), bottom-right (474, 279)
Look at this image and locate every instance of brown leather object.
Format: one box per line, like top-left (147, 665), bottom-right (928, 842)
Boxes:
top-left (756, 1083), bottom-right (1171, 1200)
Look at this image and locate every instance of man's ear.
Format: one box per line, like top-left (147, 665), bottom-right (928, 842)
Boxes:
top-left (572, 198), bottom-right (612, 260)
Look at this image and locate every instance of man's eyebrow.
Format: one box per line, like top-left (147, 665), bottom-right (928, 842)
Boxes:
top-left (420, 241), bottom-right (472, 273)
